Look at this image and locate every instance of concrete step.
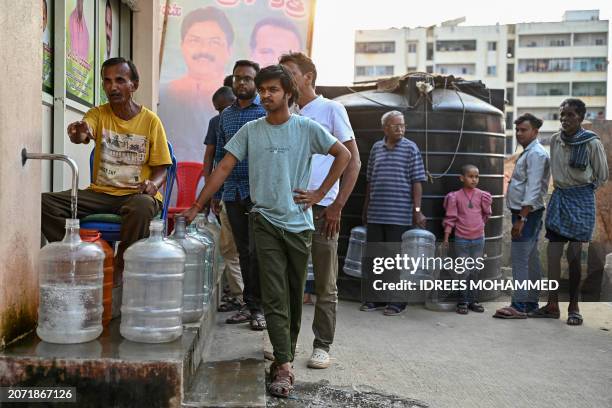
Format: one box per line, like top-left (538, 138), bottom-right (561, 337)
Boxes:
top-left (1, 276), bottom-right (223, 408)
top-left (183, 314), bottom-right (266, 408)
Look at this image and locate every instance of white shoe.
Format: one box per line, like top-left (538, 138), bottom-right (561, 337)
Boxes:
top-left (307, 348), bottom-right (330, 369)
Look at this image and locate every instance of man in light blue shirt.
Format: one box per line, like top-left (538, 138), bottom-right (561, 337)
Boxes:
top-left (183, 65), bottom-right (351, 398)
top-left (494, 113), bottom-right (550, 318)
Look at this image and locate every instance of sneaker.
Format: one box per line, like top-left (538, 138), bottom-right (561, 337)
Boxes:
top-left (307, 348), bottom-right (330, 369)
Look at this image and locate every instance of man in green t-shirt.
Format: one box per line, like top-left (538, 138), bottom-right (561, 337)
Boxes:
top-left (182, 65), bottom-right (350, 398)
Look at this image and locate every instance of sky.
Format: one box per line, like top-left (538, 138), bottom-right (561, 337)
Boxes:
top-left (310, 0), bottom-right (612, 110)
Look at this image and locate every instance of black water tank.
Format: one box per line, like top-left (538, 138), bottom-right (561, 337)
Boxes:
top-left (334, 86), bottom-right (505, 301)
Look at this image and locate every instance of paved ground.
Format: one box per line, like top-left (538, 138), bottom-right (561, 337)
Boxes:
top-left (266, 300), bottom-right (612, 408)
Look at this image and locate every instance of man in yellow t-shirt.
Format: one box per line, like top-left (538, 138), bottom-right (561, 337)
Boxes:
top-left (42, 57), bottom-right (172, 276)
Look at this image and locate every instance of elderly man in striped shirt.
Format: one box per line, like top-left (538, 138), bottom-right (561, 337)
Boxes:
top-left (361, 110), bottom-right (427, 316)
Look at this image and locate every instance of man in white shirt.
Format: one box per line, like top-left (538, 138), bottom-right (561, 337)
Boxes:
top-left (280, 53), bottom-right (361, 369)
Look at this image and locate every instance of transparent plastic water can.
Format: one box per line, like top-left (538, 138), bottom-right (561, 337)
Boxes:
top-left (37, 219), bottom-right (105, 344)
top-left (120, 219), bottom-right (186, 343)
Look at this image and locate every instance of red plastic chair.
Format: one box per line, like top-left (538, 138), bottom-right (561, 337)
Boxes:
top-left (168, 162), bottom-right (204, 231)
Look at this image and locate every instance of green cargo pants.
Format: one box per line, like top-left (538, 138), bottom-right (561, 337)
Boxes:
top-left (252, 213), bottom-right (312, 365)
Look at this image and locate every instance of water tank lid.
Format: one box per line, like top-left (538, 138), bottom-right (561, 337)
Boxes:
top-left (432, 89), bottom-right (503, 116)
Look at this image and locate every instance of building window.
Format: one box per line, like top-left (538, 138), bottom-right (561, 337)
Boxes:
top-left (516, 109), bottom-right (559, 121)
top-left (572, 57), bottom-right (606, 72)
top-left (585, 108), bottom-right (606, 120)
top-left (572, 82), bottom-right (607, 97)
top-left (507, 39), bottom-right (515, 57)
top-left (506, 64), bottom-right (514, 82)
top-left (517, 82), bottom-right (570, 96)
top-left (407, 66), bottom-right (417, 72)
top-left (436, 64), bottom-right (475, 76)
top-left (487, 66), bottom-right (497, 76)
top-left (518, 58), bottom-right (571, 73)
top-left (436, 40), bottom-right (477, 51)
top-left (407, 42), bottom-right (417, 53)
top-left (355, 65), bottom-right (394, 77)
top-left (355, 41), bottom-right (395, 53)
top-left (506, 135), bottom-right (514, 155)
top-left (574, 32), bottom-right (608, 46)
top-left (426, 42), bottom-right (434, 60)
top-left (519, 34), bottom-right (571, 48)
top-left (506, 87), bottom-right (514, 106)
top-left (505, 112), bottom-right (513, 130)
top-left (487, 41), bottom-right (497, 51)
top-left (426, 65), bottom-right (433, 73)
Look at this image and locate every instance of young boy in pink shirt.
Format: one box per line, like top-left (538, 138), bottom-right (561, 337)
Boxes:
top-left (443, 164), bottom-right (492, 314)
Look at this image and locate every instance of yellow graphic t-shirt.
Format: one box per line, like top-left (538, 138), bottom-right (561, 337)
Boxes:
top-left (84, 104), bottom-right (172, 202)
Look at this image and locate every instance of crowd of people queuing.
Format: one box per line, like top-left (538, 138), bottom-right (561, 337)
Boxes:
top-left (40, 52), bottom-right (608, 398)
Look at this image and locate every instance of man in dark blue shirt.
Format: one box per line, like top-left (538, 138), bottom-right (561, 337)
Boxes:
top-left (214, 60), bottom-right (267, 330)
top-left (202, 85), bottom-right (235, 213)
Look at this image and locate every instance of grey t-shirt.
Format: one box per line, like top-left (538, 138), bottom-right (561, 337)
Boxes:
top-left (224, 114), bottom-right (337, 233)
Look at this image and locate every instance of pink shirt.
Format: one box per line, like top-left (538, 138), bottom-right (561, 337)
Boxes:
top-left (443, 188), bottom-right (492, 240)
top-left (69, 10), bottom-right (89, 62)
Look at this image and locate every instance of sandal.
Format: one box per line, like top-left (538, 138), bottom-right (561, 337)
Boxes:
top-left (456, 303), bottom-right (469, 315)
top-left (493, 306), bottom-right (527, 319)
top-left (527, 306), bottom-right (560, 319)
top-left (268, 362), bottom-right (294, 398)
top-left (468, 302), bottom-right (485, 313)
top-left (360, 302), bottom-right (386, 312)
top-left (383, 303), bottom-right (406, 316)
top-left (225, 308), bottom-right (251, 324)
top-left (567, 311), bottom-right (583, 326)
top-left (217, 298), bottom-right (242, 312)
top-left (250, 311), bottom-right (267, 331)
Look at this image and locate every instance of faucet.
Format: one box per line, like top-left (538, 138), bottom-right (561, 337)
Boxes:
top-left (22, 148), bottom-right (80, 219)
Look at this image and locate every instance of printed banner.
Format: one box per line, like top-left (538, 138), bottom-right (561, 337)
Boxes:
top-left (66, 0), bottom-right (95, 106)
top-left (42, 0), bottom-right (54, 94)
top-left (99, 0), bottom-right (121, 104)
top-left (158, 0), bottom-right (316, 163)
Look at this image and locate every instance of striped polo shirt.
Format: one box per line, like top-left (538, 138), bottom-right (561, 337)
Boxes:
top-left (366, 137), bottom-right (426, 226)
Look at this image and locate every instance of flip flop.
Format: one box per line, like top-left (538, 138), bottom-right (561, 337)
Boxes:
top-left (567, 312), bottom-right (583, 326)
top-left (527, 306), bottom-right (560, 319)
top-left (250, 312), bottom-right (267, 331)
top-left (493, 306), bottom-right (527, 319)
top-left (383, 304), bottom-right (406, 316)
top-left (225, 308), bottom-right (251, 324)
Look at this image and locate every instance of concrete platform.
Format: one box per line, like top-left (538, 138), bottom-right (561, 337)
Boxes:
top-left (0, 283), bottom-right (221, 408)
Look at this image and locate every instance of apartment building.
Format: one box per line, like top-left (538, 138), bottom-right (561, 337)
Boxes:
top-left (354, 10), bottom-right (609, 153)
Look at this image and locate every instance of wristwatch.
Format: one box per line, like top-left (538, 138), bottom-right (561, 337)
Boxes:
top-left (415, 207), bottom-right (421, 213)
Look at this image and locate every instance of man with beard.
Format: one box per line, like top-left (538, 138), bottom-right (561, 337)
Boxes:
top-left (183, 64), bottom-right (350, 398)
top-left (158, 6), bottom-right (233, 162)
top-left (529, 98), bottom-right (608, 325)
top-left (187, 60), bottom-right (267, 330)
